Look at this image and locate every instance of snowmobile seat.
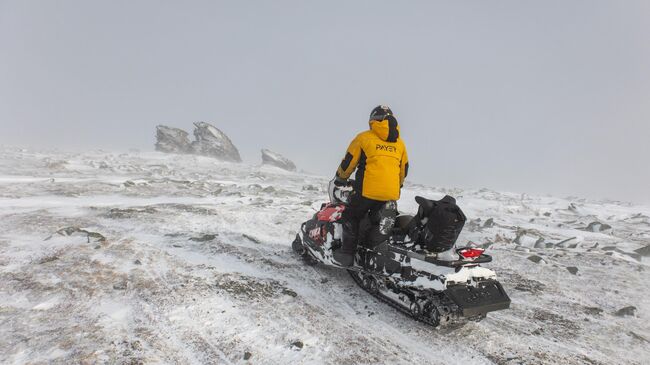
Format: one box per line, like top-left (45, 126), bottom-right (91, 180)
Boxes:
top-left (394, 215), bottom-right (413, 233)
top-left (388, 215), bottom-right (414, 237)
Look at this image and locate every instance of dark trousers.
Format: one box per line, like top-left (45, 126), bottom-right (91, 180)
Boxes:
top-left (340, 195), bottom-right (386, 254)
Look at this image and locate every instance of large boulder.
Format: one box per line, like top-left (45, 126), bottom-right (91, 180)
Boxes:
top-left (155, 125), bottom-right (191, 153)
top-left (261, 149), bottom-right (296, 171)
top-left (191, 122), bottom-right (242, 162)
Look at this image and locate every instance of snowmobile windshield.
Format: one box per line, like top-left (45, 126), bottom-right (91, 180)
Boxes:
top-left (328, 179), bottom-right (355, 204)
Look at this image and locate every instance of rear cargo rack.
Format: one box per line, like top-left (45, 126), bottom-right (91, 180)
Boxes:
top-left (388, 245), bottom-right (493, 267)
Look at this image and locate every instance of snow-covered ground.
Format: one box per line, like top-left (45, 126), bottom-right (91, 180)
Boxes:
top-left (0, 147), bottom-right (648, 365)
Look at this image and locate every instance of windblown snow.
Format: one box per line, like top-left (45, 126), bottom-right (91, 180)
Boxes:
top-left (0, 147), bottom-right (648, 365)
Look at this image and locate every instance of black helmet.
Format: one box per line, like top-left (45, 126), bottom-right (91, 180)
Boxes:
top-left (369, 105), bottom-right (393, 121)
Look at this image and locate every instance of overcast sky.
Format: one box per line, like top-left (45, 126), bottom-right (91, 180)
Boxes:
top-left (1, 1), bottom-right (648, 203)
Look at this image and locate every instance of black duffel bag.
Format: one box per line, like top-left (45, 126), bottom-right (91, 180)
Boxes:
top-left (409, 195), bottom-right (466, 252)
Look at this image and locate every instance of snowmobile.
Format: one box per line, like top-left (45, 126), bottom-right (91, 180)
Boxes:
top-left (292, 180), bottom-right (510, 327)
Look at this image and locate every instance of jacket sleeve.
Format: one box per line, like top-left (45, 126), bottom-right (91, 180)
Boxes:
top-left (399, 145), bottom-right (409, 187)
top-left (336, 135), bottom-right (362, 179)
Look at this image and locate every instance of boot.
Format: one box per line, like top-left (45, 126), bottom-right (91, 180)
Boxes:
top-left (333, 220), bottom-right (358, 267)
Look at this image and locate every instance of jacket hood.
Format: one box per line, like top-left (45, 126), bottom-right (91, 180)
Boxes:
top-left (369, 119), bottom-right (400, 142)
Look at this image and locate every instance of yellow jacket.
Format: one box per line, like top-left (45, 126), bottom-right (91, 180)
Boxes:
top-left (336, 118), bottom-right (409, 201)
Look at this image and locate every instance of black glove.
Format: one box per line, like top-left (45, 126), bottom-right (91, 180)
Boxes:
top-left (333, 176), bottom-right (347, 187)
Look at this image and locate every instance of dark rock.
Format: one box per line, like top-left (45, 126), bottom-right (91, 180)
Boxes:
top-left (189, 234), bottom-right (218, 242)
top-left (47, 227), bottom-right (106, 243)
top-left (113, 281), bottom-right (127, 290)
top-left (566, 266), bottom-right (578, 275)
top-left (155, 125), bottom-right (192, 153)
top-left (134, 259), bottom-right (142, 265)
top-left (583, 306), bottom-right (603, 316)
top-left (191, 122), bottom-right (242, 162)
top-left (583, 221), bottom-right (612, 232)
top-left (290, 340), bottom-right (304, 350)
top-left (634, 245), bottom-right (650, 257)
top-left (242, 234), bottom-right (261, 244)
top-left (262, 186), bottom-right (276, 193)
top-left (483, 218), bottom-right (494, 228)
top-left (614, 306), bottom-right (637, 317)
top-left (527, 255), bottom-right (543, 263)
top-left (320, 278), bottom-right (329, 284)
top-left (282, 288), bottom-right (298, 297)
top-left (243, 352), bottom-right (252, 360)
top-left (533, 238), bottom-right (546, 248)
top-left (106, 207), bottom-right (157, 219)
top-left (555, 237), bottom-right (577, 248)
top-left (38, 254), bottom-right (59, 264)
top-left (629, 331), bottom-right (649, 343)
top-left (261, 149), bottom-right (297, 171)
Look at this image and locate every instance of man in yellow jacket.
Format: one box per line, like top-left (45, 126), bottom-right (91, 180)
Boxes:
top-left (333, 105), bottom-right (409, 267)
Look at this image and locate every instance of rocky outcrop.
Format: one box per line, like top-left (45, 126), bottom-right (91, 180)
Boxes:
top-left (261, 149), bottom-right (296, 171)
top-left (155, 122), bottom-right (242, 162)
top-left (191, 122), bottom-right (242, 162)
top-left (614, 306), bottom-right (637, 317)
top-left (582, 221), bottom-right (612, 232)
top-left (155, 125), bottom-right (191, 153)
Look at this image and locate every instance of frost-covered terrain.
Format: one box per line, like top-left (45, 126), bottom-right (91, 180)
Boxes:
top-left (0, 147), bottom-right (648, 365)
